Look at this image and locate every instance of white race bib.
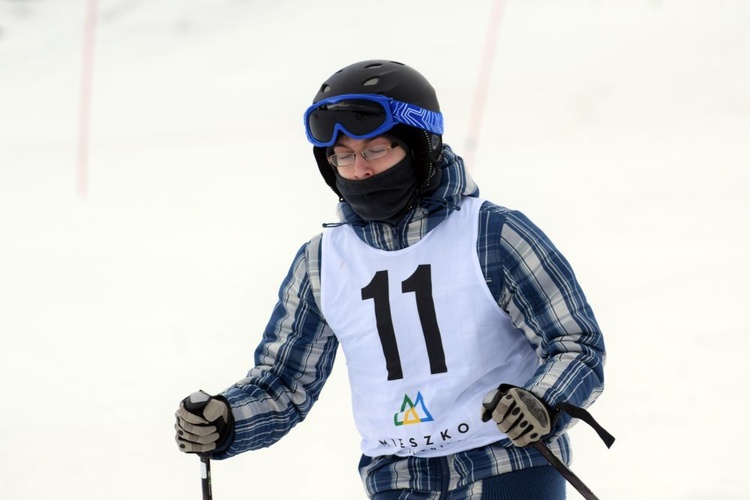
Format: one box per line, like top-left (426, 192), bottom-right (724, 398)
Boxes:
top-left (321, 197), bottom-right (539, 457)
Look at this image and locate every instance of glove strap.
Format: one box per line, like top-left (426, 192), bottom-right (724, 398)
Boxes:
top-left (554, 401), bottom-right (615, 448)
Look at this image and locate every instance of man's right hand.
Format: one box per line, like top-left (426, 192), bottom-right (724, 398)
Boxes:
top-left (175, 391), bottom-right (232, 454)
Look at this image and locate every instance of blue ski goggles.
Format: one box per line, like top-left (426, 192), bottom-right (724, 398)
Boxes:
top-left (304, 93), bottom-right (444, 147)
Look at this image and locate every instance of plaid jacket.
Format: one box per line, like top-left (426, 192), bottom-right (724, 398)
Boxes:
top-left (214, 145), bottom-right (605, 496)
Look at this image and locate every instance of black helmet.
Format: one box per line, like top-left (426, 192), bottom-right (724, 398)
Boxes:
top-left (308, 60), bottom-right (444, 198)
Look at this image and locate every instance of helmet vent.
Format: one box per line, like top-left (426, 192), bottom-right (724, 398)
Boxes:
top-left (364, 62), bottom-right (383, 69)
top-left (320, 84), bottom-right (331, 93)
top-left (362, 77), bottom-right (380, 86)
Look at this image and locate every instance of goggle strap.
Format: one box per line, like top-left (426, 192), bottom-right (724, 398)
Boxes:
top-left (390, 101), bottom-right (444, 136)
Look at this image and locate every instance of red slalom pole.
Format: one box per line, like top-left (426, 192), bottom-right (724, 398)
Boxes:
top-left (464, 0), bottom-right (506, 171)
top-left (77, 0), bottom-right (99, 197)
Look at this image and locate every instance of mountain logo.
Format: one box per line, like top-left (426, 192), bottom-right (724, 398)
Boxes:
top-left (393, 391), bottom-right (434, 426)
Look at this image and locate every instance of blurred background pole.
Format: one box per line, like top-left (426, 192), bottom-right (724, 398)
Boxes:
top-left (464, 0), bottom-right (505, 172)
top-left (77, 0), bottom-right (99, 198)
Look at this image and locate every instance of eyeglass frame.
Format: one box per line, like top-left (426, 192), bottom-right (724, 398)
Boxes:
top-left (326, 142), bottom-right (400, 168)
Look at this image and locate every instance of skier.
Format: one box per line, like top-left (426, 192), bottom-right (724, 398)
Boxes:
top-left (175, 59), bottom-right (607, 498)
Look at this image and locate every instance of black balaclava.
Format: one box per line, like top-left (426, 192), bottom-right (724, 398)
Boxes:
top-left (333, 146), bottom-right (419, 224)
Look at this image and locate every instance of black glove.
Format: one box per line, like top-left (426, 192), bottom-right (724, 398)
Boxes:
top-left (482, 384), bottom-right (552, 447)
top-left (175, 390), bottom-right (232, 454)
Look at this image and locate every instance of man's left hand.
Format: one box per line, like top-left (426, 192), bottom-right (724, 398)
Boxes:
top-left (482, 385), bottom-right (552, 447)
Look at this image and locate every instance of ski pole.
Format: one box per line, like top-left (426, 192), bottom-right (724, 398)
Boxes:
top-left (198, 455), bottom-right (213, 500)
top-left (533, 442), bottom-right (598, 500)
top-left (481, 392), bottom-right (614, 500)
top-left (185, 392), bottom-right (214, 500)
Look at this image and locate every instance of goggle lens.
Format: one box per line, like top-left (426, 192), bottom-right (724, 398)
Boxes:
top-left (307, 99), bottom-right (389, 145)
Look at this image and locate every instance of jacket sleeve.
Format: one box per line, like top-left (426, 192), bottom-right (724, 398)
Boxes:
top-left (212, 235), bottom-right (338, 459)
top-left (479, 203), bottom-right (605, 435)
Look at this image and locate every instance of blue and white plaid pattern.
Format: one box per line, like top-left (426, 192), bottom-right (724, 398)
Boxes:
top-left (214, 145), bottom-right (605, 497)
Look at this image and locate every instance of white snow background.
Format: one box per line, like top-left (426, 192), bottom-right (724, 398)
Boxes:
top-left (1, 1), bottom-right (748, 498)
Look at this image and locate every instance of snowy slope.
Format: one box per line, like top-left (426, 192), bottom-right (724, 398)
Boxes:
top-left (1, 1), bottom-right (749, 498)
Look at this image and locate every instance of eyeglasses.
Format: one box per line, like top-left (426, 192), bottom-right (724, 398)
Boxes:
top-left (304, 93), bottom-right (443, 147)
top-left (327, 142), bottom-right (400, 168)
